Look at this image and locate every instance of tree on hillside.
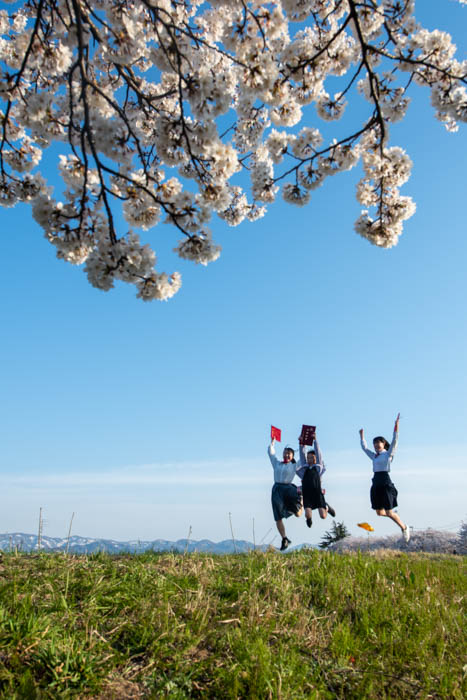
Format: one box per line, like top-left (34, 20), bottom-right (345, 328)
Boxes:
top-left (319, 520), bottom-right (350, 549)
top-left (1, 1), bottom-right (466, 300)
top-left (457, 520), bottom-right (467, 555)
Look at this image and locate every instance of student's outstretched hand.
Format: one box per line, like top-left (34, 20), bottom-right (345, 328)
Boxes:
top-left (359, 428), bottom-right (364, 439)
top-left (394, 413), bottom-right (400, 432)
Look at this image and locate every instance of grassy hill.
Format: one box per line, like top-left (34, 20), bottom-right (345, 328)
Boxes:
top-left (0, 550), bottom-right (465, 698)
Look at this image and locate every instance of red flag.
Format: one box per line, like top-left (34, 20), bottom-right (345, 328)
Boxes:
top-left (300, 424), bottom-right (316, 446)
top-left (271, 425), bottom-right (281, 442)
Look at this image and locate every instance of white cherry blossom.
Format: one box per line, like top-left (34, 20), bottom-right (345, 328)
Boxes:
top-left (0, 0), bottom-right (465, 299)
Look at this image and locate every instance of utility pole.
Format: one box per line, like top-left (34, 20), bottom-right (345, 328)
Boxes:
top-left (37, 507), bottom-right (43, 551)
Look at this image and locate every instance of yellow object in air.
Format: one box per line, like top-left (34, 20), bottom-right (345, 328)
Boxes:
top-left (357, 522), bottom-right (374, 532)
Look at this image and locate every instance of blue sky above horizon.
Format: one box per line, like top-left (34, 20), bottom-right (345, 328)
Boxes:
top-left (1, 1), bottom-right (466, 547)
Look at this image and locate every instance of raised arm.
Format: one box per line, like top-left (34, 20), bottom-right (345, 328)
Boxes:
top-left (268, 438), bottom-right (280, 469)
top-left (298, 440), bottom-right (307, 467)
top-left (313, 438), bottom-right (323, 466)
top-left (296, 439), bottom-right (307, 480)
top-left (359, 428), bottom-right (375, 459)
top-left (311, 437), bottom-right (326, 477)
top-left (387, 413), bottom-right (400, 459)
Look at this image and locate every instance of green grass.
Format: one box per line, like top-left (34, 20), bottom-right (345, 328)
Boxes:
top-left (0, 550), bottom-right (465, 698)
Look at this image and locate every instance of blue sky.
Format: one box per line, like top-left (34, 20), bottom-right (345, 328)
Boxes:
top-left (1, 1), bottom-right (466, 547)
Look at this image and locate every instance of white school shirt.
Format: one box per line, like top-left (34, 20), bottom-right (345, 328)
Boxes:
top-left (360, 430), bottom-right (398, 472)
top-left (296, 439), bottom-right (326, 480)
top-left (268, 443), bottom-right (296, 484)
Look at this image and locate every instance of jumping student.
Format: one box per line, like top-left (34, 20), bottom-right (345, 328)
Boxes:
top-left (297, 431), bottom-right (336, 528)
top-left (268, 436), bottom-right (303, 551)
top-left (359, 413), bottom-right (410, 543)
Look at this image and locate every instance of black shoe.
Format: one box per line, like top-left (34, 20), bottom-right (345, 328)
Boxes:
top-left (280, 537), bottom-right (291, 551)
top-left (306, 517), bottom-right (312, 528)
top-left (326, 503), bottom-right (336, 517)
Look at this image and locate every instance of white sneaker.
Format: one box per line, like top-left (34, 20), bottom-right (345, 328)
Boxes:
top-left (402, 527), bottom-right (410, 543)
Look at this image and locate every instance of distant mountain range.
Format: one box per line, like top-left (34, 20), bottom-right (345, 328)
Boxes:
top-left (0, 532), bottom-right (291, 554)
top-left (1, 531), bottom-right (460, 555)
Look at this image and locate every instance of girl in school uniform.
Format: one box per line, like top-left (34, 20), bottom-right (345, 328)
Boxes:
top-left (359, 413), bottom-right (410, 542)
top-left (268, 437), bottom-right (303, 551)
top-left (297, 432), bottom-right (336, 528)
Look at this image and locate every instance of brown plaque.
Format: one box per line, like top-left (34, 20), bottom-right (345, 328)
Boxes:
top-left (300, 424), bottom-right (316, 446)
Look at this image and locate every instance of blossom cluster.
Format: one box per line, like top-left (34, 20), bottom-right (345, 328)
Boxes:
top-left (0, 0), bottom-right (465, 299)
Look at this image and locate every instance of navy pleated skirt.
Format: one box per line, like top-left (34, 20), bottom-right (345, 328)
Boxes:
top-left (370, 472), bottom-right (398, 510)
top-left (271, 483), bottom-right (301, 521)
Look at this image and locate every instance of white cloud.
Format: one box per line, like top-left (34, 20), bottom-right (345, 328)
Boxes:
top-left (4, 457), bottom-right (270, 488)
